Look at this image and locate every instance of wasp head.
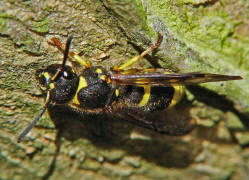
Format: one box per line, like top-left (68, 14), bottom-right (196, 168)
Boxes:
top-left (17, 36), bottom-right (78, 143)
top-left (36, 64), bottom-right (78, 104)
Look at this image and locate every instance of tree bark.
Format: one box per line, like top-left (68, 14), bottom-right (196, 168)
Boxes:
top-left (0, 0), bottom-right (248, 180)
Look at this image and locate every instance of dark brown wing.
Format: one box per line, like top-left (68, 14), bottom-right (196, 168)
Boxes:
top-left (111, 106), bottom-right (195, 135)
top-left (111, 72), bottom-right (242, 86)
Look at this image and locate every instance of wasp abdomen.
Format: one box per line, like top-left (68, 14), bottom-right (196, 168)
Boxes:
top-left (121, 85), bottom-right (181, 112)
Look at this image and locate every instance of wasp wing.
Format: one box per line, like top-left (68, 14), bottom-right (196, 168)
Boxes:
top-left (111, 72), bottom-right (242, 86)
top-left (111, 105), bottom-right (195, 136)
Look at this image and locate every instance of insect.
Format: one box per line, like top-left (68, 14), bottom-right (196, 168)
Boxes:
top-left (17, 33), bottom-right (242, 142)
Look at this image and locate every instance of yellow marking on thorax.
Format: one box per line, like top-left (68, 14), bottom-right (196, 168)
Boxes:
top-left (168, 86), bottom-right (184, 108)
top-left (43, 72), bottom-right (50, 80)
top-left (115, 89), bottom-right (119, 97)
top-left (161, 71), bottom-right (185, 108)
top-left (138, 86), bottom-right (151, 107)
top-left (71, 76), bottom-right (88, 105)
top-left (40, 86), bottom-right (47, 91)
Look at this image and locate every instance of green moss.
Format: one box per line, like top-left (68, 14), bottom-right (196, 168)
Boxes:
top-left (0, 12), bottom-right (14, 18)
top-left (133, 0), bottom-right (156, 38)
top-left (102, 163), bottom-right (133, 177)
top-left (225, 112), bottom-right (245, 130)
top-left (7, 0), bottom-right (15, 3)
top-left (234, 132), bottom-right (249, 146)
top-left (80, 158), bottom-right (101, 171)
top-left (99, 149), bottom-right (125, 162)
top-left (0, 17), bottom-right (8, 33)
top-left (31, 18), bottom-right (50, 33)
top-left (23, 37), bottom-right (35, 45)
top-left (1, 1), bottom-right (248, 179)
top-left (122, 156), bottom-right (141, 168)
top-left (133, 0), bottom-right (249, 113)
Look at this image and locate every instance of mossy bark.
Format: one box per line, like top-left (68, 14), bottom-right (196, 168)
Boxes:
top-left (0, 0), bottom-right (248, 180)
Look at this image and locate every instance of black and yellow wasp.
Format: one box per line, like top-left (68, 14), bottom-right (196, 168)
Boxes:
top-left (17, 33), bottom-right (242, 142)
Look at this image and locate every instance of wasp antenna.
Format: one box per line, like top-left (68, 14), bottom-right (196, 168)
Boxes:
top-left (62, 36), bottom-right (73, 68)
top-left (17, 91), bottom-right (51, 143)
top-left (17, 107), bottom-right (47, 143)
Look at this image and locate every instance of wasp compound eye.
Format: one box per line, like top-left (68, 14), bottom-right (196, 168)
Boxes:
top-left (62, 69), bottom-right (74, 80)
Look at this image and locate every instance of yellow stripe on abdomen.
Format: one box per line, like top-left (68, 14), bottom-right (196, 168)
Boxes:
top-left (168, 86), bottom-right (184, 108)
top-left (138, 86), bottom-right (151, 107)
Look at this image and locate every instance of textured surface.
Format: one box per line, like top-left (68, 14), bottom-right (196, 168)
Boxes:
top-left (0, 0), bottom-right (248, 180)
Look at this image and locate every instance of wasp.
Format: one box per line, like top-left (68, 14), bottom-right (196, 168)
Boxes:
top-left (17, 33), bottom-right (242, 142)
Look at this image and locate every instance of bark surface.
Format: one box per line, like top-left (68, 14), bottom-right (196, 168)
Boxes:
top-left (0, 0), bottom-right (248, 180)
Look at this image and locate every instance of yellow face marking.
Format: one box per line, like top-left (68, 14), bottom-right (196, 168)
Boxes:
top-left (49, 83), bottom-right (55, 89)
top-left (96, 68), bottom-right (103, 74)
top-left (71, 76), bottom-right (88, 105)
top-left (168, 86), bottom-right (185, 108)
top-left (40, 86), bottom-right (47, 91)
top-left (115, 89), bottom-right (119, 97)
top-left (138, 86), bottom-right (151, 107)
top-left (99, 75), bottom-right (105, 81)
top-left (43, 72), bottom-right (50, 80)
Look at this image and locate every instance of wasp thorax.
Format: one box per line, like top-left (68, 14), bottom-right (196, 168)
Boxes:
top-left (36, 64), bottom-right (78, 104)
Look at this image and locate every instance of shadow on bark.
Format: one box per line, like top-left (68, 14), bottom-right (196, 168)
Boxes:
top-left (187, 85), bottom-right (249, 129)
top-left (39, 85), bottom-right (249, 179)
top-left (46, 99), bottom-right (199, 169)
